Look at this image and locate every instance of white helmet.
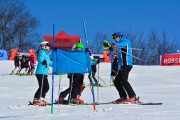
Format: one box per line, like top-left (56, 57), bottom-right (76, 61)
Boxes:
top-left (40, 41), bottom-right (50, 49)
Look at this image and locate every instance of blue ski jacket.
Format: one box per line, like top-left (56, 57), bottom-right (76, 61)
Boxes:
top-left (35, 49), bottom-right (53, 75)
top-left (114, 37), bottom-right (133, 67)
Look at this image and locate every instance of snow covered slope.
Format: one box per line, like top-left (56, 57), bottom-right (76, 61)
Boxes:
top-left (0, 61), bottom-right (180, 120)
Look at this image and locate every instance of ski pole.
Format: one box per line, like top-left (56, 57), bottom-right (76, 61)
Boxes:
top-left (57, 75), bottom-right (61, 104)
top-left (68, 74), bottom-right (74, 104)
top-left (97, 61), bottom-right (100, 104)
top-left (40, 74), bottom-right (44, 101)
top-left (117, 47), bottom-right (146, 51)
top-left (95, 75), bottom-right (107, 85)
top-left (116, 48), bottom-right (143, 61)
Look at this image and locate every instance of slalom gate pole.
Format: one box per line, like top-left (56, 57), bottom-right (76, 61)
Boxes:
top-left (83, 19), bottom-right (96, 111)
top-left (51, 24), bottom-right (55, 114)
top-left (83, 19), bottom-right (88, 46)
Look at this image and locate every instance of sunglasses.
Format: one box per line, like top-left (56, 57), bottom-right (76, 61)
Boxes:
top-left (113, 36), bottom-right (118, 39)
top-left (46, 43), bottom-right (50, 47)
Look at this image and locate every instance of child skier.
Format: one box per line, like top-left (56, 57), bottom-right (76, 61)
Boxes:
top-left (58, 43), bottom-right (85, 104)
top-left (17, 55), bottom-right (30, 75)
top-left (27, 55), bottom-right (36, 75)
top-left (33, 41), bottom-right (53, 105)
top-left (111, 54), bottom-right (119, 81)
top-left (88, 56), bottom-right (102, 86)
top-left (10, 53), bottom-right (20, 75)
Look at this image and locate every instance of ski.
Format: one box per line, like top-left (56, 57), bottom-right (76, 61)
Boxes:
top-left (83, 101), bottom-right (162, 105)
top-left (28, 101), bottom-right (51, 106)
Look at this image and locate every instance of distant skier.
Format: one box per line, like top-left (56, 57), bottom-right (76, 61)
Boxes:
top-left (110, 32), bottom-right (137, 103)
top-left (27, 55), bottom-right (36, 75)
top-left (16, 55), bottom-right (29, 75)
top-left (10, 53), bottom-right (20, 75)
top-left (33, 41), bottom-right (52, 105)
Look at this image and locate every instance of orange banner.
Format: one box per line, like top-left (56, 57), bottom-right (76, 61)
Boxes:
top-left (161, 54), bottom-right (180, 66)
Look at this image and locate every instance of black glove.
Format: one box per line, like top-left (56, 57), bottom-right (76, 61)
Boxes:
top-left (97, 59), bottom-right (100, 64)
top-left (109, 47), bottom-right (113, 51)
top-left (103, 42), bottom-right (109, 47)
top-left (42, 60), bottom-right (47, 66)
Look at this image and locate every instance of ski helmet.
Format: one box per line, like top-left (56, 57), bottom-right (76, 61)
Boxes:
top-left (75, 43), bottom-right (84, 49)
top-left (40, 41), bottom-right (50, 49)
top-left (112, 32), bottom-right (123, 39)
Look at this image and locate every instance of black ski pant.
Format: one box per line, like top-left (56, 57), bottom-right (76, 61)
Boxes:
top-left (114, 65), bottom-right (136, 99)
top-left (59, 78), bottom-right (72, 98)
top-left (60, 73), bottom-right (84, 99)
top-left (111, 61), bottom-right (119, 77)
top-left (34, 74), bottom-right (49, 99)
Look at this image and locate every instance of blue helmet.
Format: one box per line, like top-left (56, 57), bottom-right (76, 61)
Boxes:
top-left (112, 32), bottom-right (123, 38)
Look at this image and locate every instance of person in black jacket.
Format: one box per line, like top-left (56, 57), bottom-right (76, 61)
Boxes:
top-left (10, 53), bottom-right (20, 75)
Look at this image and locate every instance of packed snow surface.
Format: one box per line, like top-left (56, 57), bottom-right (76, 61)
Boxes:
top-left (0, 61), bottom-right (180, 120)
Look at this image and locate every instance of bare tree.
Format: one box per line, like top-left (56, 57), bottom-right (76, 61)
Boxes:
top-left (89, 32), bottom-right (109, 53)
top-left (144, 30), bottom-right (176, 65)
top-left (0, 0), bottom-right (39, 55)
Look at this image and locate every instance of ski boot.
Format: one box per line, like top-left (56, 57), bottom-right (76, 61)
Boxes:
top-left (40, 100), bottom-right (50, 105)
top-left (70, 98), bottom-right (79, 104)
top-left (94, 82), bottom-right (103, 87)
top-left (16, 71), bottom-right (21, 75)
top-left (122, 96), bottom-right (137, 103)
top-left (56, 96), bottom-right (65, 104)
top-left (113, 97), bottom-right (127, 104)
top-left (32, 99), bottom-right (40, 105)
top-left (10, 71), bottom-right (14, 75)
top-left (76, 95), bottom-right (85, 104)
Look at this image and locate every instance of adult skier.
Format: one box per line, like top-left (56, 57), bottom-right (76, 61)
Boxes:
top-left (33, 41), bottom-right (53, 105)
top-left (110, 32), bottom-right (136, 103)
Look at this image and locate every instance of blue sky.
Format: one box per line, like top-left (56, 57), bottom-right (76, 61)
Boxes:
top-left (24, 0), bottom-right (180, 47)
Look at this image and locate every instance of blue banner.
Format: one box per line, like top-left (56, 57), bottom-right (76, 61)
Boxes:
top-left (53, 49), bottom-right (91, 73)
top-left (0, 50), bottom-right (8, 60)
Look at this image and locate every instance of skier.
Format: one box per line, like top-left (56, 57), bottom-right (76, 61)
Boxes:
top-left (24, 55), bottom-right (30, 74)
top-left (10, 53), bottom-right (20, 75)
top-left (110, 32), bottom-right (137, 103)
top-left (110, 54), bottom-right (119, 81)
top-left (33, 41), bottom-right (53, 105)
top-left (88, 56), bottom-right (101, 86)
top-left (58, 43), bottom-right (85, 104)
top-left (27, 55), bottom-right (36, 75)
top-left (16, 55), bottom-right (29, 75)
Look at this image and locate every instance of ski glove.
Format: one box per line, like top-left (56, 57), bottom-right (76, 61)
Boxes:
top-left (109, 43), bottom-right (116, 51)
top-left (42, 60), bottom-right (47, 66)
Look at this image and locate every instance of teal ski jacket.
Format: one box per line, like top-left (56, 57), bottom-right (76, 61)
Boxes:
top-left (35, 49), bottom-right (53, 75)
